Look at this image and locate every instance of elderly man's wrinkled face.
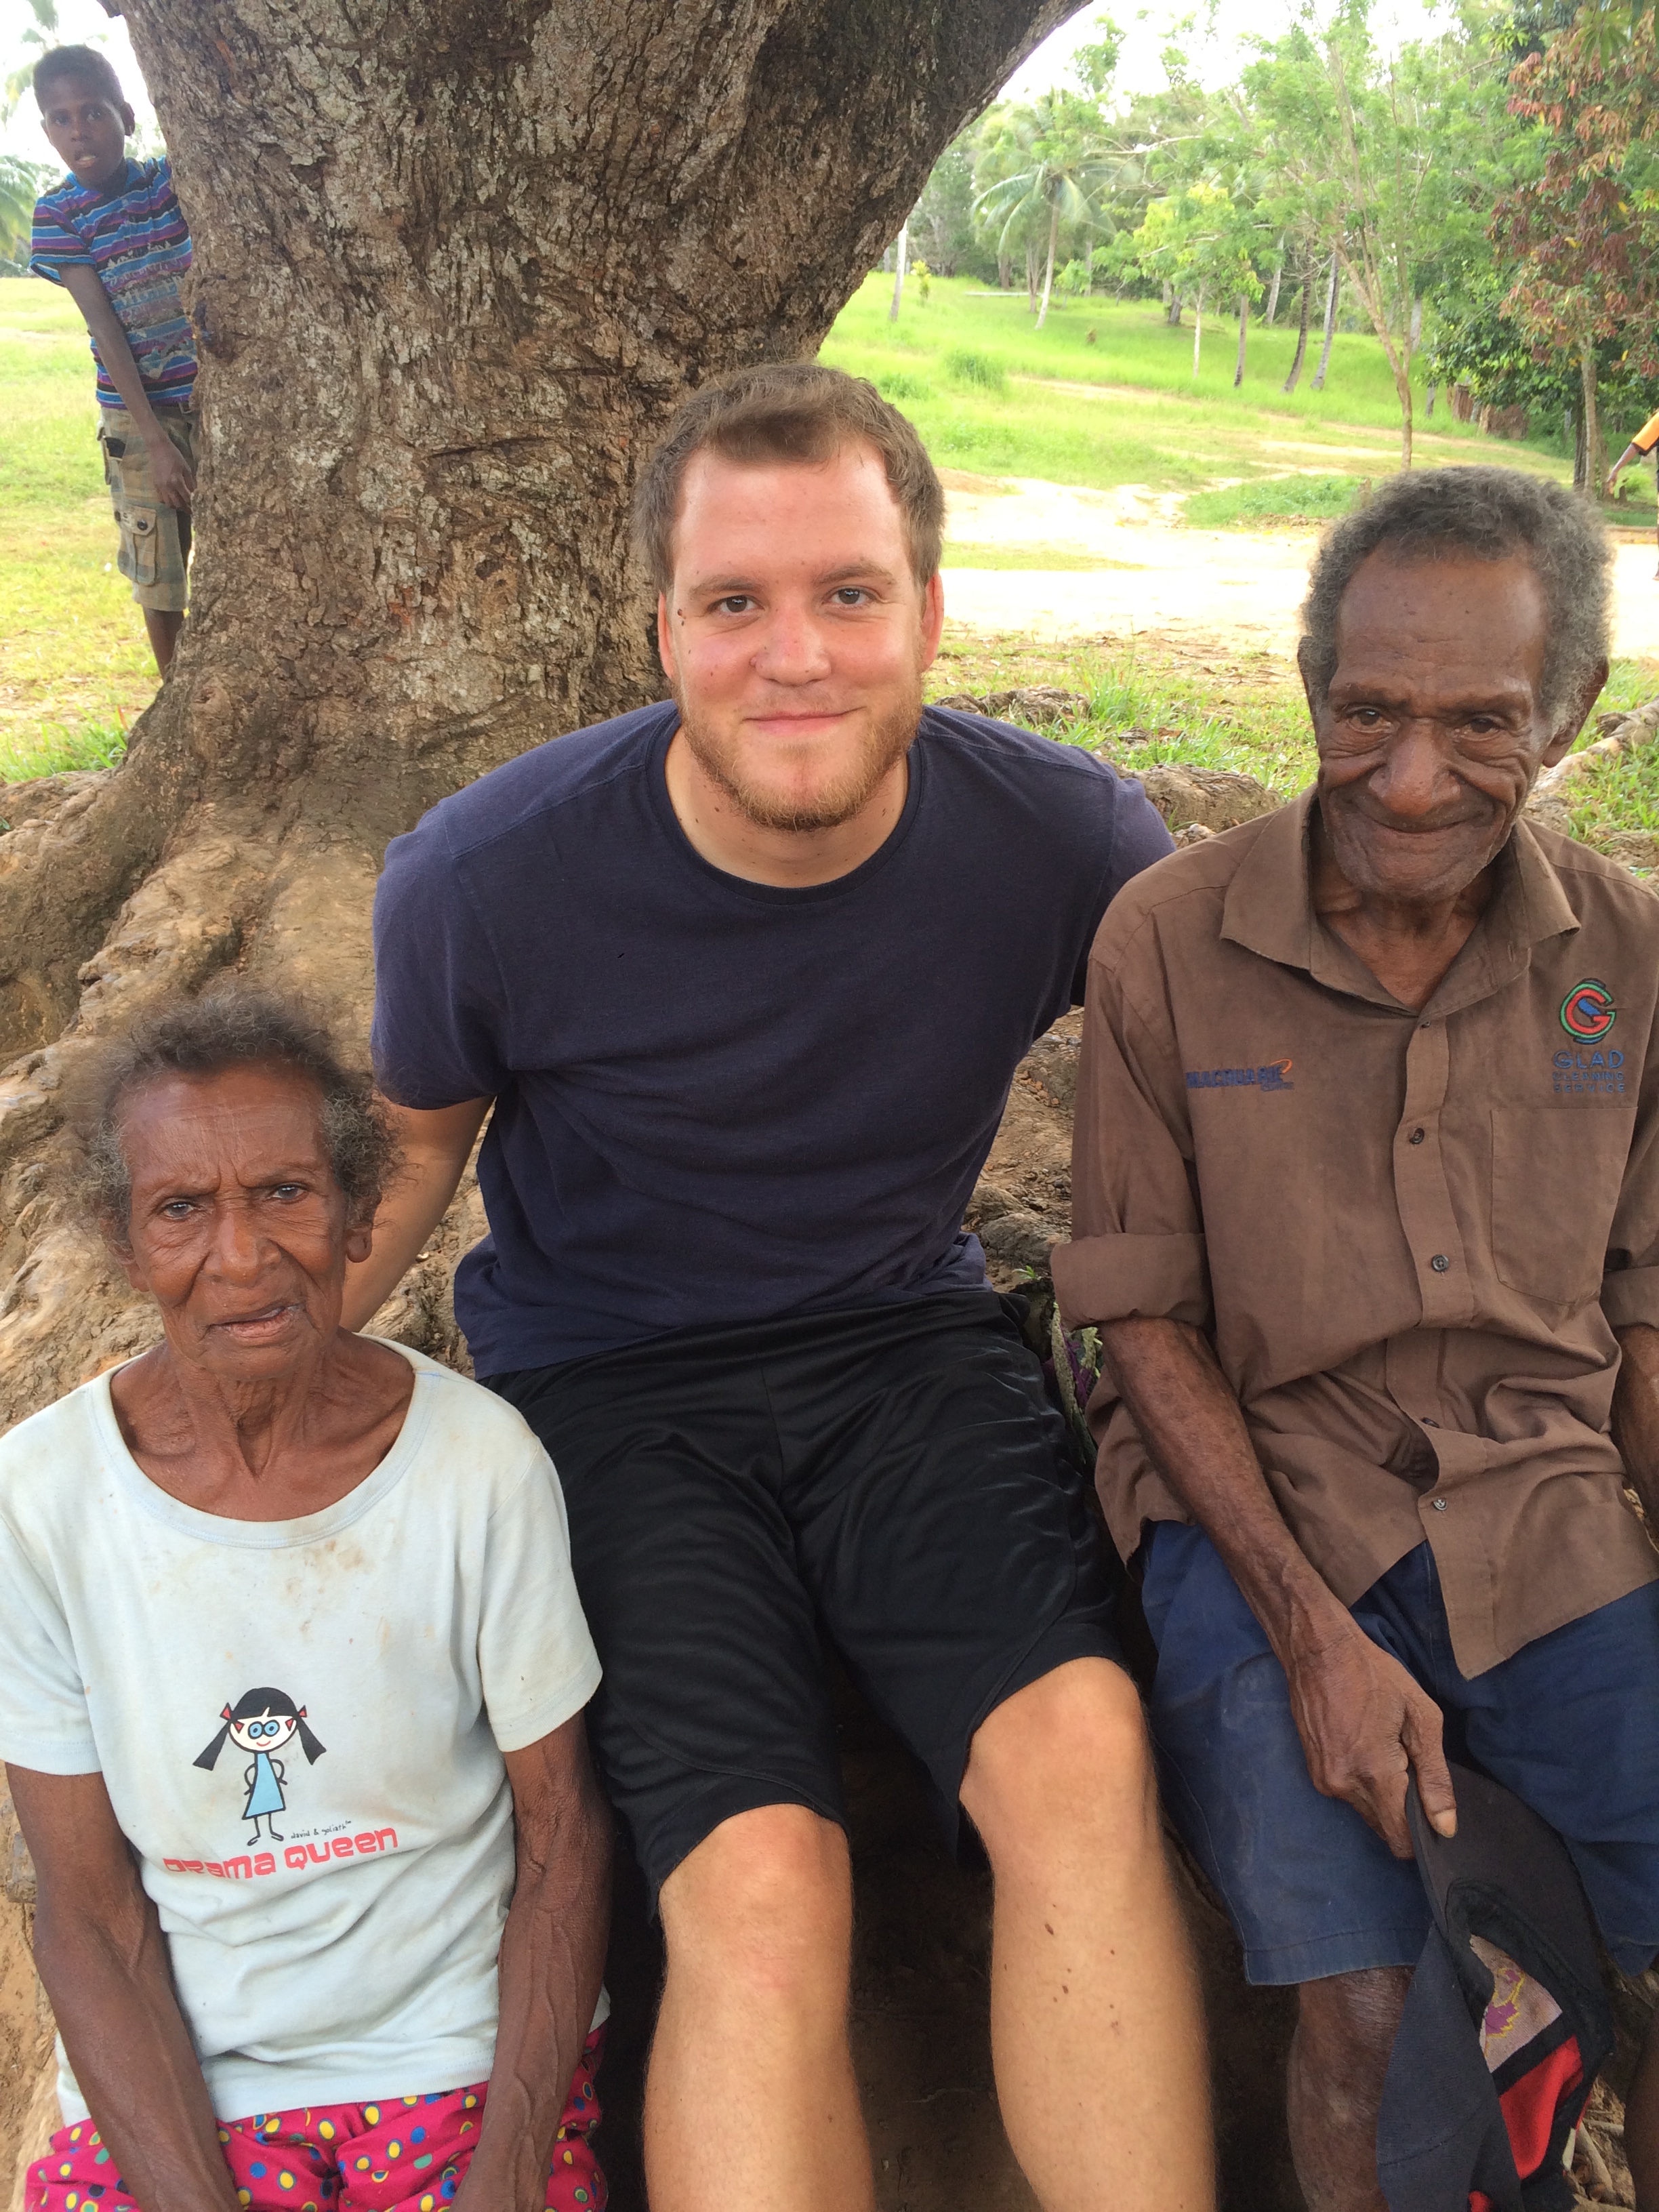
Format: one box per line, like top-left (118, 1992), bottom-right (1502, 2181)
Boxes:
top-left (1307, 549), bottom-right (1584, 907)
top-left (113, 1065), bottom-right (370, 1380)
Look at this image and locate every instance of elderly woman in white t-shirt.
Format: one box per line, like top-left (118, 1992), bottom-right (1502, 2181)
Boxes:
top-left (0, 994), bottom-right (611, 2212)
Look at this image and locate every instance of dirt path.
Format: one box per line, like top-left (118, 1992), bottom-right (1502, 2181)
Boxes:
top-left (939, 470), bottom-right (1659, 661)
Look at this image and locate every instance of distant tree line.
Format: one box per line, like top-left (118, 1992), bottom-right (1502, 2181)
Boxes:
top-left (901, 0), bottom-right (1659, 481)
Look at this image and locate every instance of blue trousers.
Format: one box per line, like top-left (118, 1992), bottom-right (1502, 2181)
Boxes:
top-left (1141, 1524), bottom-right (1659, 1984)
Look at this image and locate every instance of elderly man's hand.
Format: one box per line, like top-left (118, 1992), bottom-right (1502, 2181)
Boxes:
top-left (1284, 1618), bottom-right (1457, 1857)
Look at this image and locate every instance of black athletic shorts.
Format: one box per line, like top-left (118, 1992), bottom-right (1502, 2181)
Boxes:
top-left (488, 1290), bottom-right (1124, 1908)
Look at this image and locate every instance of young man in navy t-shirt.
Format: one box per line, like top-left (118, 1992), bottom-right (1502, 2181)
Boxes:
top-left (351, 364), bottom-right (1214, 2212)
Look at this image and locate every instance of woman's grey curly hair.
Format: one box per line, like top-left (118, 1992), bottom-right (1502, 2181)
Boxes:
top-left (1299, 466), bottom-right (1611, 727)
top-left (75, 992), bottom-right (399, 1239)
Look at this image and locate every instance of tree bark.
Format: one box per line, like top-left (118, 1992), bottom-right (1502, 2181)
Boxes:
top-left (0, 0), bottom-right (1080, 1428)
top-left (1233, 293), bottom-right (1248, 388)
top-left (1309, 249), bottom-right (1338, 391)
top-left (1282, 257), bottom-right (1311, 392)
top-left (1264, 243), bottom-right (1282, 326)
top-left (1192, 282), bottom-right (1204, 380)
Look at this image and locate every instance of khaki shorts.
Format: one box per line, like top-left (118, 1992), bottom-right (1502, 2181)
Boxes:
top-left (98, 405), bottom-right (197, 612)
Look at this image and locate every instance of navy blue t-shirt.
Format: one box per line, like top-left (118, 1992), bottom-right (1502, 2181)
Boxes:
top-left (371, 701), bottom-right (1172, 1375)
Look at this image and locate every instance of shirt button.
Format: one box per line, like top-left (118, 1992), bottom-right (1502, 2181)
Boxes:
top-left (1430, 1254), bottom-right (1450, 1272)
top-left (1431, 1498), bottom-right (1448, 1512)
top-left (1421, 1417), bottom-right (1438, 1428)
top-left (1409, 1128), bottom-right (1425, 1145)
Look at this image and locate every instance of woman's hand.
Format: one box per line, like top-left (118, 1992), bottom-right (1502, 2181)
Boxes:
top-left (452, 1715), bottom-right (612, 2212)
top-left (9, 1767), bottom-right (241, 2212)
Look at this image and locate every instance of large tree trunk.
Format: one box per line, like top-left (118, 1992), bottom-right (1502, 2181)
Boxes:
top-left (0, 0), bottom-right (1080, 1427)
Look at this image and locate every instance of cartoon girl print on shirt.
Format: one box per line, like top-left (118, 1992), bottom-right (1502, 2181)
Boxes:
top-left (194, 1687), bottom-right (325, 1845)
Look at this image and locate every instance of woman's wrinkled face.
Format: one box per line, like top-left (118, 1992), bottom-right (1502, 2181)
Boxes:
top-left (112, 1065), bottom-right (369, 1382)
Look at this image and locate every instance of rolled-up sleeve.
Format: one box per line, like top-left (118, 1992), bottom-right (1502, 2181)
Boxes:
top-left (1604, 998), bottom-right (1659, 1330)
top-left (1051, 924), bottom-right (1212, 1331)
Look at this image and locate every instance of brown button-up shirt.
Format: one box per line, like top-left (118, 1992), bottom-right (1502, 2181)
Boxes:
top-left (1052, 791), bottom-right (1659, 1678)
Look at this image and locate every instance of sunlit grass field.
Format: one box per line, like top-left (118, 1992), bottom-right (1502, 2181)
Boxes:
top-left (822, 273), bottom-right (1602, 499)
top-left (0, 279), bottom-right (158, 781)
top-left (3, 268), bottom-right (1656, 821)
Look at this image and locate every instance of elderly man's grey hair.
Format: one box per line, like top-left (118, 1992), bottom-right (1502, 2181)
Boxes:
top-left (74, 991), bottom-right (400, 1239)
top-left (1299, 466), bottom-right (1612, 727)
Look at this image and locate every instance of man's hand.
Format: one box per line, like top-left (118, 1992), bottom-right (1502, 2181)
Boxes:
top-left (1099, 1315), bottom-right (1460, 1854)
top-left (146, 430), bottom-right (196, 511)
top-left (1613, 1324), bottom-right (1659, 1525)
top-left (1284, 1616), bottom-right (1456, 1858)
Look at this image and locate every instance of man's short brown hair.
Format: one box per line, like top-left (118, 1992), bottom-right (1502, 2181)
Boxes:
top-left (634, 363), bottom-right (945, 593)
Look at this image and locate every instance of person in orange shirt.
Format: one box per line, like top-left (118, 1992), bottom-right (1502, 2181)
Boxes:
top-left (1606, 405), bottom-right (1659, 575)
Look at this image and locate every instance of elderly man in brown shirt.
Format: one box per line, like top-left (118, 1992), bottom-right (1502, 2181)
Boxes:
top-left (1053, 466), bottom-right (1659, 2211)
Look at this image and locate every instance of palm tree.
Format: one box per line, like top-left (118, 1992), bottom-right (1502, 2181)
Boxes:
top-left (972, 91), bottom-right (1124, 329)
top-left (0, 156), bottom-right (48, 268)
top-left (3, 1), bottom-right (60, 123)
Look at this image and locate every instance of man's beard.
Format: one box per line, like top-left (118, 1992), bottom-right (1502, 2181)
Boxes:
top-left (674, 680), bottom-right (924, 834)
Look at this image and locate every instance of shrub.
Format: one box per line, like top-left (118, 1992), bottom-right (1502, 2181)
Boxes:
top-left (872, 369), bottom-right (933, 402)
top-left (943, 348), bottom-right (1008, 395)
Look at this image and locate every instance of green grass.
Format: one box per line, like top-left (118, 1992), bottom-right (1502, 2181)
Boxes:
top-left (928, 633), bottom-right (1659, 813)
top-left (823, 274), bottom-right (1583, 500)
top-left (1183, 474), bottom-right (1365, 529)
top-left (0, 276), bottom-right (156, 782)
top-left (1570, 748), bottom-right (1659, 847)
top-left (3, 266), bottom-right (1656, 845)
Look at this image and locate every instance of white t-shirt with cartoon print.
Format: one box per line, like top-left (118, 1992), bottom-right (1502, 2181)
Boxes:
top-left (0, 1345), bottom-right (602, 2123)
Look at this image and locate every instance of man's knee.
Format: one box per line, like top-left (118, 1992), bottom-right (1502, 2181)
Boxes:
top-left (962, 1656), bottom-right (1157, 1864)
top-left (1294, 1968), bottom-right (1412, 2106)
top-left (659, 1803), bottom-right (852, 2001)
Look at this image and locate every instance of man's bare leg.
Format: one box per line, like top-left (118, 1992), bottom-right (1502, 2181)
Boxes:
top-left (1625, 2003), bottom-right (1659, 2209)
top-left (647, 1803), bottom-right (875, 2212)
top-left (142, 607), bottom-right (183, 675)
top-left (960, 1658), bottom-right (1215, 2212)
top-left (1286, 1967), bottom-right (1410, 2212)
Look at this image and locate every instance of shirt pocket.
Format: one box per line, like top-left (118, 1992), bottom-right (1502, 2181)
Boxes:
top-left (1490, 1103), bottom-right (1637, 1307)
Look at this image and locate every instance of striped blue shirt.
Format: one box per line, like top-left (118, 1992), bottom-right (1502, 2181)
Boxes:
top-left (30, 156), bottom-right (195, 409)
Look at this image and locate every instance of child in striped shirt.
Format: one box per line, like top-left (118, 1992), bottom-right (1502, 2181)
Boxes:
top-left (1607, 405), bottom-right (1659, 581)
top-left (30, 45), bottom-right (197, 675)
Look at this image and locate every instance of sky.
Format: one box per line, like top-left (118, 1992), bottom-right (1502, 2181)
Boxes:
top-left (1002, 0), bottom-right (1454, 102)
top-left (2, 0), bottom-right (152, 161)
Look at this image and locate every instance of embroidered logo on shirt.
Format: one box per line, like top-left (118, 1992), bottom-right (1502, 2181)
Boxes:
top-left (1559, 979), bottom-right (1616, 1041)
top-left (1553, 1047), bottom-right (1625, 1096)
top-left (1185, 1059), bottom-right (1294, 1092)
